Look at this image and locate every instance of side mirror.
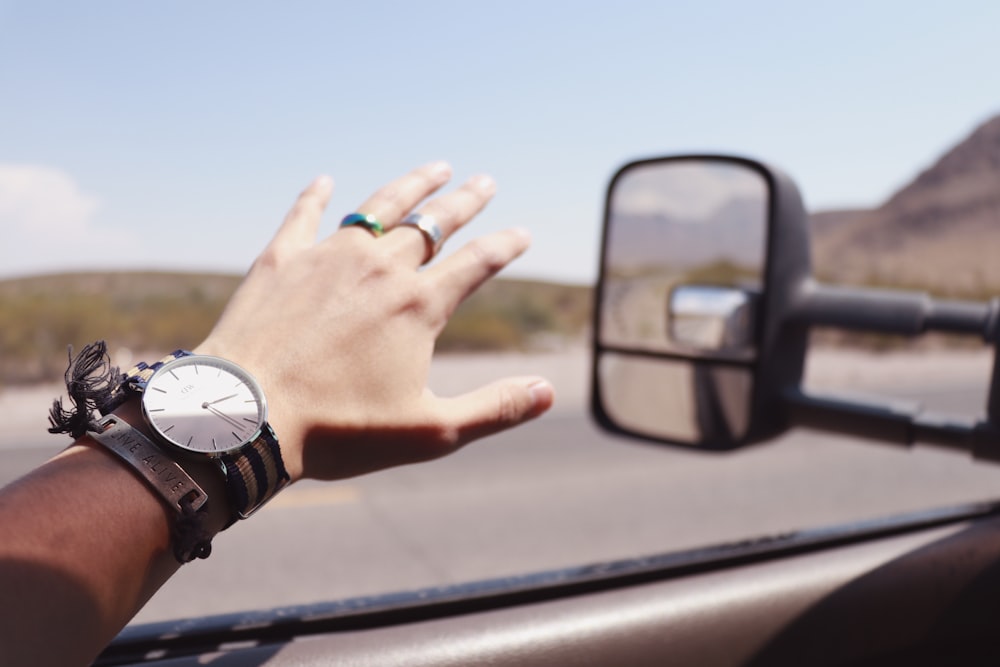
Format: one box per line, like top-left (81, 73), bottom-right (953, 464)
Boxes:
top-left (591, 155), bottom-right (1000, 459)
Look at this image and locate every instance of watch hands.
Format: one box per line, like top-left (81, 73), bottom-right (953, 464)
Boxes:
top-left (202, 403), bottom-right (246, 431)
top-left (206, 394), bottom-right (239, 405)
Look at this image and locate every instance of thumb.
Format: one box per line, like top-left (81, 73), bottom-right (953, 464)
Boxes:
top-left (441, 377), bottom-right (555, 446)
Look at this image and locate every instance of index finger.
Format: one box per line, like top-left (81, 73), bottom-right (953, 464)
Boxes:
top-left (268, 175), bottom-right (334, 255)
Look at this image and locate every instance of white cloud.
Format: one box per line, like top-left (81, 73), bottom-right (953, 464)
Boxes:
top-left (0, 164), bottom-right (137, 277)
top-left (0, 164), bottom-right (100, 236)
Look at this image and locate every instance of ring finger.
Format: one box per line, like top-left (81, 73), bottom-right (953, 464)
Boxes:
top-left (339, 161), bottom-right (453, 240)
top-left (383, 173), bottom-right (497, 265)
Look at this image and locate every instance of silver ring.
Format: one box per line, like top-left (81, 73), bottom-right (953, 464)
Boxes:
top-left (400, 213), bottom-right (443, 260)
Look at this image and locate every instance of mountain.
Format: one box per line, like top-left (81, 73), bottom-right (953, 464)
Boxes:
top-left (812, 114), bottom-right (1000, 296)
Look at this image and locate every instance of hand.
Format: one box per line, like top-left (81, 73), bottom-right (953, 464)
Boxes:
top-left (195, 162), bottom-right (555, 482)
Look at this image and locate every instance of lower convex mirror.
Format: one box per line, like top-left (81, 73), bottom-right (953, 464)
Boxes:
top-left (591, 155), bottom-right (804, 449)
top-left (597, 353), bottom-right (754, 446)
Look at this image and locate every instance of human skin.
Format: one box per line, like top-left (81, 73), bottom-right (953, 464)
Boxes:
top-left (0, 162), bottom-right (555, 666)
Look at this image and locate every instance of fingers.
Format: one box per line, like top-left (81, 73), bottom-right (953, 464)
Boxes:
top-left (342, 161), bottom-right (453, 242)
top-left (268, 175), bottom-right (334, 256)
top-left (423, 228), bottom-right (532, 313)
top-left (382, 174), bottom-right (497, 265)
top-left (438, 377), bottom-right (555, 447)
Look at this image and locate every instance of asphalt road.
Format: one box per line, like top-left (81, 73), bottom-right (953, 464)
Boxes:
top-left (4, 360), bottom-right (1000, 626)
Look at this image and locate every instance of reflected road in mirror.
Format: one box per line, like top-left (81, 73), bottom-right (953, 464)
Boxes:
top-left (598, 352), bottom-right (752, 445)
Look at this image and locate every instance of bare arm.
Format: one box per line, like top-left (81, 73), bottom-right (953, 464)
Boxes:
top-left (0, 420), bottom-right (227, 665)
top-left (0, 163), bottom-right (555, 666)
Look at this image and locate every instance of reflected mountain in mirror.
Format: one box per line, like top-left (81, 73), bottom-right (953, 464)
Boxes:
top-left (600, 160), bottom-right (767, 357)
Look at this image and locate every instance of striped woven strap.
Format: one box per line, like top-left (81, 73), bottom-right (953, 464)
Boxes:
top-left (125, 349), bottom-right (190, 391)
top-left (220, 425), bottom-right (290, 520)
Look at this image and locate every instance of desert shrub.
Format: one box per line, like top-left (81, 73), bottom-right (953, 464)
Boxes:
top-left (0, 273), bottom-right (591, 384)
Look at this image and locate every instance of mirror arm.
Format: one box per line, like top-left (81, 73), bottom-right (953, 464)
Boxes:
top-left (789, 281), bottom-right (1000, 340)
top-left (782, 387), bottom-right (995, 456)
top-left (786, 284), bottom-right (1000, 456)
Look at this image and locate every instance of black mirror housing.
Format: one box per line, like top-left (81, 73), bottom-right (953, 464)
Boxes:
top-left (591, 155), bottom-right (811, 449)
top-left (749, 157), bottom-right (814, 444)
top-left (592, 153), bottom-right (1000, 459)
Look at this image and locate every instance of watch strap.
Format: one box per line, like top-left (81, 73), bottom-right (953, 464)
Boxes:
top-left (219, 424), bottom-right (290, 520)
top-left (123, 349), bottom-right (190, 393)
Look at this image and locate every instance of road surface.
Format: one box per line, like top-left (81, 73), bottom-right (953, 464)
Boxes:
top-left (2, 347), bottom-right (999, 625)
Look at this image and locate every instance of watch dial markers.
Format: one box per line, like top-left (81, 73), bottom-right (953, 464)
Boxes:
top-left (142, 355), bottom-right (265, 455)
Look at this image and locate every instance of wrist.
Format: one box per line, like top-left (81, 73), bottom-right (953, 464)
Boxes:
top-left (191, 340), bottom-right (306, 483)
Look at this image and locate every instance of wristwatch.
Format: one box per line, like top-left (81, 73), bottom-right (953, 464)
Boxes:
top-left (126, 350), bottom-right (290, 522)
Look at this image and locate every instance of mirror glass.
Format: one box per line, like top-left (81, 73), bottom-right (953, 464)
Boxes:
top-left (598, 353), bottom-right (753, 445)
top-left (669, 285), bottom-right (757, 352)
top-left (599, 159), bottom-right (768, 360)
top-left (595, 158), bottom-right (769, 446)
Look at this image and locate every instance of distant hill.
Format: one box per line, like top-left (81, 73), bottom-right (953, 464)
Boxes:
top-left (0, 272), bottom-right (591, 385)
top-left (812, 114), bottom-right (1000, 298)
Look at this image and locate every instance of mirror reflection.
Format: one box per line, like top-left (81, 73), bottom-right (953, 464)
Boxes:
top-left (669, 285), bottom-right (758, 352)
top-left (598, 353), bottom-right (753, 445)
top-left (599, 159), bottom-right (768, 359)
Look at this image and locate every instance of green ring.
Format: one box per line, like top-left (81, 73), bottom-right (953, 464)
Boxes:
top-left (340, 213), bottom-right (384, 237)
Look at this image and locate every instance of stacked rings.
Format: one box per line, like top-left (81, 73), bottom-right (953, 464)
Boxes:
top-left (399, 213), bottom-right (444, 260)
top-left (340, 213), bottom-right (384, 237)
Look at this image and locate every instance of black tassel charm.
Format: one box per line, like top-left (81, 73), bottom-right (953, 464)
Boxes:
top-left (48, 341), bottom-right (127, 439)
top-left (46, 342), bottom-right (214, 563)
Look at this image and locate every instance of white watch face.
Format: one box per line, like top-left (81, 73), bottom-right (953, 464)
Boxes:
top-left (142, 355), bottom-right (266, 455)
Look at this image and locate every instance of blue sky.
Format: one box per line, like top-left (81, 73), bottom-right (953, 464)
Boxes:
top-left (1, 1), bottom-right (997, 283)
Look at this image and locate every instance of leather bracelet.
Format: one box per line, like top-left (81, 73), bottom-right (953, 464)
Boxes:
top-left (87, 414), bottom-right (213, 562)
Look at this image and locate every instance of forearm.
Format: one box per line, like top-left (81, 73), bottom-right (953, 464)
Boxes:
top-left (0, 401), bottom-right (230, 666)
top-left (0, 164), bottom-right (554, 665)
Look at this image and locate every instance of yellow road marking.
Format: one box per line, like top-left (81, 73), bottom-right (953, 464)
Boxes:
top-left (268, 485), bottom-right (361, 509)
